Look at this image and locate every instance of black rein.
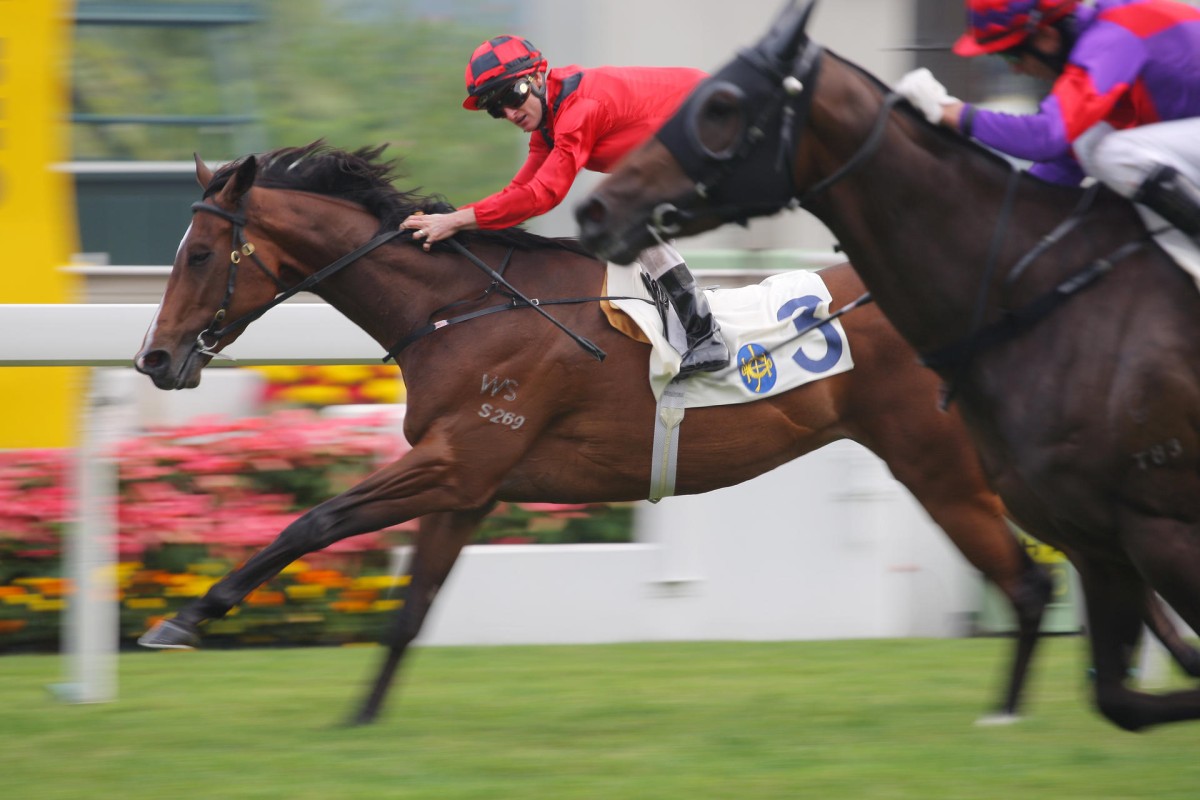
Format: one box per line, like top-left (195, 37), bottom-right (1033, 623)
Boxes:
top-left (188, 200), bottom-right (615, 365)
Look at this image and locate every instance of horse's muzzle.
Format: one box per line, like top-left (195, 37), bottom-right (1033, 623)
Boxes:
top-left (135, 347), bottom-right (202, 390)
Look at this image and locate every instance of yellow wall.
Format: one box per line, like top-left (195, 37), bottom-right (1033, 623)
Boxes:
top-left (0, 0), bottom-right (82, 447)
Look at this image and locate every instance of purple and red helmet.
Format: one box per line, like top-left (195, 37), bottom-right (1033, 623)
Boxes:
top-left (954, 0), bottom-right (1080, 56)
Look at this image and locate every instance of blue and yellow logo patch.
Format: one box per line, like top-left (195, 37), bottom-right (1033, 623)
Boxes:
top-left (737, 343), bottom-right (777, 394)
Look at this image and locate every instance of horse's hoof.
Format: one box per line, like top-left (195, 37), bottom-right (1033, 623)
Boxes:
top-left (138, 619), bottom-right (200, 650)
top-left (974, 712), bottom-right (1021, 727)
top-left (347, 710), bottom-right (378, 727)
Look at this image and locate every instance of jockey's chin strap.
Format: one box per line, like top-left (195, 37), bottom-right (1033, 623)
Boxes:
top-left (189, 199), bottom-right (402, 359)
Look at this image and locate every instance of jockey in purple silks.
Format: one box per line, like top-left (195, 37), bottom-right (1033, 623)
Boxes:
top-left (897, 0), bottom-right (1200, 243)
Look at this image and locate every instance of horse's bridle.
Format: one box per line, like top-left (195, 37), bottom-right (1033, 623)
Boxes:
top-left (187, 198), bottom-right (402, 359)
top-left (647, 24), bottom-right (1154, 402)
top-left (189, 200), bottom-right (288, 358)
top-left (186, 198), bottom-right (605, 364)
top-left (649, 40), bottom-right (903, 240)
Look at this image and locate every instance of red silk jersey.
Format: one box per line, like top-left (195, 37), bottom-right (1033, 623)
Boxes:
top-left (467, 65), bottom-right (706, 230)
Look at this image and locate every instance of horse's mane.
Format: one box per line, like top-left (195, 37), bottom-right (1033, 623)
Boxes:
top-left (206, 140), bottom-right (597, 258)
top-left (827, 50), bottom-right (1086, 202)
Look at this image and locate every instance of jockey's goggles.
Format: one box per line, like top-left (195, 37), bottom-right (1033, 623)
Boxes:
top-left (483, 78), bottom-right (533, 118)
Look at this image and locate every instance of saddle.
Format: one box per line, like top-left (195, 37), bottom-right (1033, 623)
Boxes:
top-left (600, 263), bottom-right (855, 408)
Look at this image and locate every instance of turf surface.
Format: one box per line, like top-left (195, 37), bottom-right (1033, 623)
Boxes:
top-left (2, 637), bottom-right (1197, 799)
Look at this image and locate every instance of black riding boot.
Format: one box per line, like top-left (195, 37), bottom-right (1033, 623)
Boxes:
top-left (656, 264), bottom-right (730, 375)
top-left (1134, 164), bottom-right (1200, 241)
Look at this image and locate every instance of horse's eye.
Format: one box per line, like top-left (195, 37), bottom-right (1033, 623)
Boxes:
top-left (187, 250), bottom-right (213, 267)
top-left (692, 87), bottom-right (747, 161)
top-left (703, 96), bottom-right (741, 122)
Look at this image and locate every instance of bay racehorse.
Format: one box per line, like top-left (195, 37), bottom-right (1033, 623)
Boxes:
top-left (137, 142), bottom-right (1104, 726)
top-left (576, 0), bottom-right (1200, 731)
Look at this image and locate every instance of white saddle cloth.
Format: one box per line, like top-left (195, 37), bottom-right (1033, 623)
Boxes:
top-left (607, 263), bottom-right (855, 408)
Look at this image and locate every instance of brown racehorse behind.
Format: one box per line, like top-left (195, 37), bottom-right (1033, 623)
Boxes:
top-left (135, 143), bottom-right (1115, 726)
top-left (576, 0), bottom-right (1200, 731)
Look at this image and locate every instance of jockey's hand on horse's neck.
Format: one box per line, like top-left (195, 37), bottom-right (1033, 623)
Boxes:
top-left (400, 207), bottom-right (479, 251)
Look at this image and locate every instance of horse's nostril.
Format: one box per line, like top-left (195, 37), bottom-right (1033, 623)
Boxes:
top-left (135, 349), bottom-right (167, 375)
top-left (575, 197), bottom-right (609, 228)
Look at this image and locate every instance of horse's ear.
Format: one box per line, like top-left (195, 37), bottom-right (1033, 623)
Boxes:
top-left (760, 0), bottom-right (819, 63)
top-left (220, 154), bottom-right (258, 205)
top-left (194, 153), bottom-right (213, 190)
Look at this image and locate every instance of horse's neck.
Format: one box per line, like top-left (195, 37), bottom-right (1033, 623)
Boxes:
top-left (258, 194), bottom-right (445, 351)
top-left (803, 68), bottom-right (1066, 352)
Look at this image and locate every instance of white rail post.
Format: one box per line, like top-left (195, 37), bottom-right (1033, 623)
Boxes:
top-left (54, 368), bottom-right (137, 703)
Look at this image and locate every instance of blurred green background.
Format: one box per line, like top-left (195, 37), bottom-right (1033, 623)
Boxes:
top-left (71, 0), bottom-right (522, 207)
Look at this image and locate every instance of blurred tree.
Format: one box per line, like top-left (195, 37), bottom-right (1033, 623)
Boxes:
top-left (71, 0), bottom-right (521, 206)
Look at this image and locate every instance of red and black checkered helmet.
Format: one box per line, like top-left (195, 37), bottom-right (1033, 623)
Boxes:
top-left (953, 0), bottom-right (1079, 56)
top-left (463, 35), bottom-right (547, 110)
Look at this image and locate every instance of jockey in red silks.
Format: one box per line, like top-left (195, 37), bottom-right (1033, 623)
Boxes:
top-left (400, 36), bottom-right (729, 375)
top-left (896, 0), bottom-right (1200, 243)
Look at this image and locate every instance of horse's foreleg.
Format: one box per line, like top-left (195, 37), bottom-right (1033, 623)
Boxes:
top-left (139, 505), bottom-right (357, 648)
top-left (140, 440), bottom-right (482, 649)
top-left (353, 508), bottom-right (490, 726)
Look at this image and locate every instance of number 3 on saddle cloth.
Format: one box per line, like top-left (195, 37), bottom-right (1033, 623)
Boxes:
top-left (602, 262), bottom-right (855, 407)
top-left (601, 263), bottom-right (855, 501)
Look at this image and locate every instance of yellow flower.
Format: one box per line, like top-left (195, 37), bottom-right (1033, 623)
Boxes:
top-left (352, 575), bottom-right (410, 590)
top-left (359, 378), bottom-right (402, 403)
top-left (317, 365), bottom-right (376, 384)
top-left (124, 597), bottom-right (167, 609)
top-left (29, 599), bottom-right (66, 612)
top-left (371, 599), bottom-right (403, 612)
top-left (280, 384), bottom-right (352, 406)
top-left (284, 584), bottom-right (327, 599)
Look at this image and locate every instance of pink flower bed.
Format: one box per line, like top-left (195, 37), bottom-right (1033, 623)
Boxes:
top-left (0, 409), bottom-right (634, 563)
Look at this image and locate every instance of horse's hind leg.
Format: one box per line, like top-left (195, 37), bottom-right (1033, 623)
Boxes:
top-left (978, 545), bottom-right (1053, 721)
top-left (857, 394), bottom-right (1051, 719)
top-left (353, 508), bottom-right (490, 726)
top-left (883, 456), bottom-right (1050, 718)
top-left (1076, 555), bottom-right (1200, 731)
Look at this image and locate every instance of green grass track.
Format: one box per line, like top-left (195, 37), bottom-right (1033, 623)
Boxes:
top-left (2, 637), bottom-right (1197, 799)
